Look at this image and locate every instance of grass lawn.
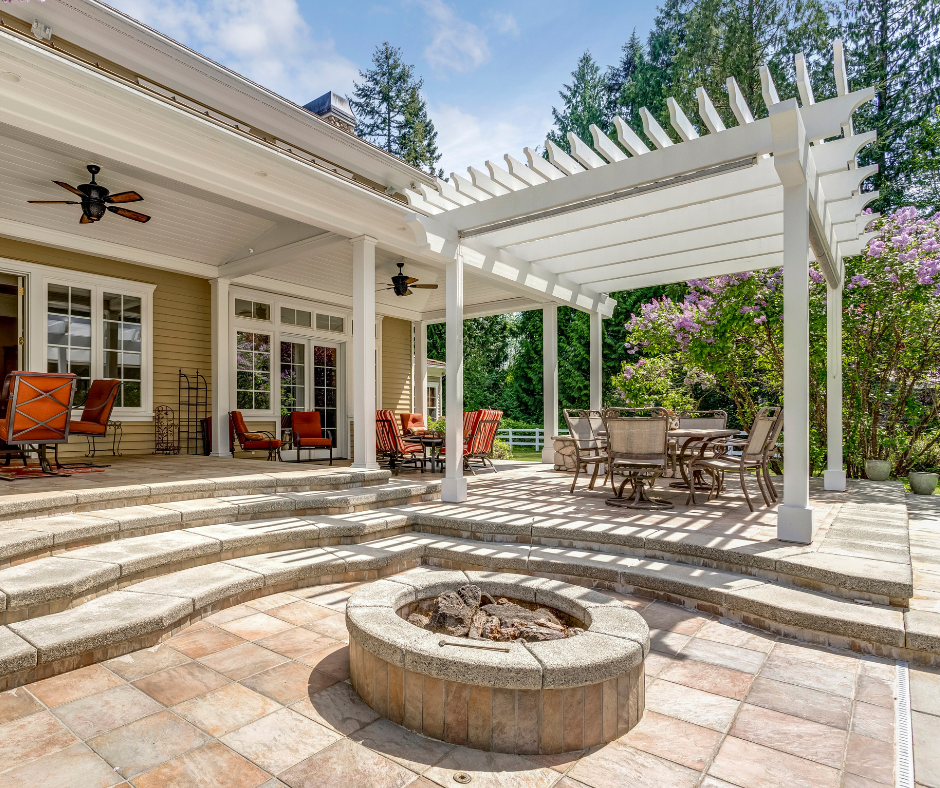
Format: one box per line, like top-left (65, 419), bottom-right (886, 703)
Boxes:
top-left (509, 449), bottom-right (543, 462)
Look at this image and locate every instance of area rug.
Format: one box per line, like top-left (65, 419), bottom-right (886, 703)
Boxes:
top-left (0, 464), bottom-right (107, 480)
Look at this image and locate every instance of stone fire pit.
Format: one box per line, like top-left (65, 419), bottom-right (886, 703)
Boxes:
top-left (345, 570), bottom-right (649, 754)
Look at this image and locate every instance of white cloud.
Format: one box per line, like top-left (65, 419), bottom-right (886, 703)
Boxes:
top-left (413, 0), bottom-right (490, 75)
top-left (109, 0), bottom-right (359, 103)
top-left (431, 102), bottom-right (551, 178)
top-left (490, 12), bottom-right (520, 37)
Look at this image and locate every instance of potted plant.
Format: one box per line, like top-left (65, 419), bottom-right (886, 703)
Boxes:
top-left (909, 471), bottom-right (938, 495)
top-left (865, 454), bottom-right (893, 481)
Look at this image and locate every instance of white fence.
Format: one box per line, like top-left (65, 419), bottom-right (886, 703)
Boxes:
top-left (496, 428), bottom-right (569, 452)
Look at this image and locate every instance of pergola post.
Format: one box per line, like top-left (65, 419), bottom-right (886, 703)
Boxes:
top-left (209, 277), bottom-right (231, 457)
top-left (590, 311), bottom-right (603, 412)
top-left (542, 304), bottom-right (559, 463)
top-left (824, 282), bottom-right (846, 490)
top-left (442, 254), bottom-right (467, 502)
top-left (414, 321), bottom-right (428, 419)
top-left (770, 99), bottom-right (815, 543)
top-left (350, 235), bottom-right (378, 470)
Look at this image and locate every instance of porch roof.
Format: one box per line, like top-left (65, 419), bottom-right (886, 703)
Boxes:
top-left (405, 42), bottom-right (877, 296)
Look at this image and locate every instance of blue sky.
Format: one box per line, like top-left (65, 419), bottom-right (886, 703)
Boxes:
top-left (110, 0), bottom-right (659, 175)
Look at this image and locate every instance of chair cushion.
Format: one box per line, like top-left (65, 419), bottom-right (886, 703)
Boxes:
top-left (292, 411), bottom-right (324, 438)
top-left (297, 437), bottom-right (332, 447)
top-left (401, 442), bottom-right (423, 454)
top-left (242, 439), bottom-right (280, 450)
top-left (79, 380), bottom-right (120, 427)
top-left (243, 432), bottom-right (266, 440)
top-left (69, 421), bottom-right (108, 436)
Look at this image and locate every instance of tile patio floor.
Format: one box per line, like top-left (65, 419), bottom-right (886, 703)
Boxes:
top-left (0, 569), bottom-right (921, 788)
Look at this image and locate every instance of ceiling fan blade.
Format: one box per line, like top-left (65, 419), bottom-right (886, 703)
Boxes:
top-left (107, 191), bottom-right (143, 204)
top-left (411, 284), bottom-right (439, 289)
top-left (405, 288), bottom-right (413, 296)
top-left (108, 206), bottom-right (151, 223)
top-left (375, 286), bottom-right (396, 292)
top-left (404, 277), bottom-right (419, 284)
top-left (80, 214), bottom-right (94, 224)
top-left (28, 200), bottom-right (80, 204)
top-left (54, 181), bottom-right (85, 197)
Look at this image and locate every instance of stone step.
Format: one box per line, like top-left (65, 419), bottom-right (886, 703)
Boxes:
top-left (0, 531), bottom-right (933, 690)
top-left (0, 478), bottom-right (440, 569)
top-left (0, 467), bottom-right (392, 523)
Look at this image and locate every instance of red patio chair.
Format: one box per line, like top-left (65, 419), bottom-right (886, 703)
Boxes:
top-left (68, 379), bottom-right (120, 439)
top-left (0, 371), bottom-right (77, 474)
top-left (400, 413), bottom-right (428, 436)
top-left (465, 409), bottom-right (503, 474)
top-left (291, 411), bottom-right (333, 465)
top-left (230, 410), bottom-right (282, 461)
top-left (376, 409), bottom-right (424, 473)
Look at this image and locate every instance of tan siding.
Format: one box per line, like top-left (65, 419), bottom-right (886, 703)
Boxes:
top-left (381, 317), bottom-right (412, 414)
top-left (0, 238), bottom-right (211, 458)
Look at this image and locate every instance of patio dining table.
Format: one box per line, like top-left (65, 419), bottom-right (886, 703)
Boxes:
top-left (668, 428), bottom-right (740, 491)
top-left (412, 433), bottom-right (444, 472)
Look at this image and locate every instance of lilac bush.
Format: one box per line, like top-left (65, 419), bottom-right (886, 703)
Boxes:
top-left (612, 206), bottom-right (940, 477)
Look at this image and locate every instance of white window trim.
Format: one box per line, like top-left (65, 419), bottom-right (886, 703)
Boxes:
top-left (0, 257), bottom-right (156, 422)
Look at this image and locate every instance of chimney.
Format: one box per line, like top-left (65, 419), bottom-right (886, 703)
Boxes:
top-left (304, 92), bottom-right (356, 134)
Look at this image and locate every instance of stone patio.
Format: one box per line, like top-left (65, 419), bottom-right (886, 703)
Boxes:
top-left (0, 569), bottom-right (922, 788)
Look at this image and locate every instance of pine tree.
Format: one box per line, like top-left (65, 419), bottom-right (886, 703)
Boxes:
top-left (547, 51), bottom-right (610, 153)
top-left (844, 0), bottom-right (940, 210)
top-left (501, 310), bottom-right (544, 423)
top-left (350, 43), bottom-right (415, 155)
top-left (398, 83), bottom-right (443, 176)
top-left (606, 31), bottom-right (646, 129)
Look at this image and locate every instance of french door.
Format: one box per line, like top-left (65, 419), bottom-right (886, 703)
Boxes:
top-left (279, 337), bottom-right (343, 452)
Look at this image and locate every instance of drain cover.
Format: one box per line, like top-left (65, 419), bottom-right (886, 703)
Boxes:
top-left (453, 773), bottom-right (472, 784)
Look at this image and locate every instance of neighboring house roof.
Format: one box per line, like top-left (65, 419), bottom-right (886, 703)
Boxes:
top-left (427, 358), bottom-right (446, 369)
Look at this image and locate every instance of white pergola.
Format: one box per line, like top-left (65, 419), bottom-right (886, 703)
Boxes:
top-left (405, 41), bottom-right (877, 544)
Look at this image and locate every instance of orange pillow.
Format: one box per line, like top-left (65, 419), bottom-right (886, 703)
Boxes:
top-left (243, 431), bottom-right (266, 440)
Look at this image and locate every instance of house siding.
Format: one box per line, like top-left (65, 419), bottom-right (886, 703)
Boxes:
top-left (382, 316), bottom-right (412, 414)
top-left (0, 238), bottom-right (211, 458)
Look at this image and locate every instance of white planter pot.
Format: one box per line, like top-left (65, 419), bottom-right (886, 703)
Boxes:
top-left (909, 472), bottom-right (939, 495)
top-left (865, 460), bottom-right (892, 481)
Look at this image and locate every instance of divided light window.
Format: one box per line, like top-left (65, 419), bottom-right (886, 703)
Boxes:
top-left (103, 293), bottom-right (142, 407)
top-left (236, 331), bottom-right (271, 410)
top-left (280, 307), bottom-right (312, 327)
top-left (315, 313), bottom-right (345, 333)
top-left (47, 284), bottom-right (91, 405)
top-left (234, 298), bottom-right (270, 321)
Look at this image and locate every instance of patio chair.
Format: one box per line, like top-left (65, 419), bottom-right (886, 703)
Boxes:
top-left (463, 410), bottom-right (481, 445)
top-left (686, 406), bottom-right (781, 511)
top-left (464, 409), bottom-right (503, 474)
top-left (230, 410), bottom-right (282, 461)
top-left (601, 407), bottom-right (672, 509)
top-left (563, 409), bottom-right (609, 493)
top-left (291, 411), bottom-right (333, 465)
top-left (59, 378), bottom-right (120, 467)
top-left (375, 409), bottom-right (424, 474)
top-left (669, 410), bottom-right (728, 476)
top-left (400, 413), bottom-right (428, 436)
top-left (0, 371), bottom-right (77, 475)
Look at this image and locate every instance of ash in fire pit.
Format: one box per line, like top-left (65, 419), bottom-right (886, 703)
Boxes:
top-left (403, 584), bottom-right (585, 642)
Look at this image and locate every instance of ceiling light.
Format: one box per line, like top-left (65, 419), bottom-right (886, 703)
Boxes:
top-left (0, 73), bottom-right (21, 83)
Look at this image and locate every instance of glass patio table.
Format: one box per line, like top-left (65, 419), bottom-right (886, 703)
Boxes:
top-left (668, 428), bottom-right (739, 491)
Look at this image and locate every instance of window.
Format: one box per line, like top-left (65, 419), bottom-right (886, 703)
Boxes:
top-left (315, 313), bottom-right (345, 333)
top-left (280, 341), bottom-right (305, 414)
top-left (234, 298), bottom-right (270, 321)
top-left (47, 284), bottom-right (92, 405)
top-left (102, 292), bottom-right (142, 407)
top-left (313, 345), bottom-right (337, 444)
top-left (236, 331), bottom-right (271, 409)
top-left (280, 307), bottom-right (311, 328)
top-left (427, 384), bottom-right (439, 421)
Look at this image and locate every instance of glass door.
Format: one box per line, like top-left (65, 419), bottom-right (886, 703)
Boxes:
top-left (280, 338), bottom-right (342, 450)
top-left (0, 274), bottom-right (23, 381)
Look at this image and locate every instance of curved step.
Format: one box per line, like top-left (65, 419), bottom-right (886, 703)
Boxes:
top-left (0, 467), bottom-right (392, 523)
top-left (0, 532), bottom-right (932, 691)
top-left (0, 478), bottom-right (440, 569)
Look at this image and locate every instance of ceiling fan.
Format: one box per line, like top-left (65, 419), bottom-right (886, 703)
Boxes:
top-left (27, 165), bottom-right (150, 224)
top-left (380, 262), bottom-right (439, 296)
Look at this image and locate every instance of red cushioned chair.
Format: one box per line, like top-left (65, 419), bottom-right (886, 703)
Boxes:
top-left (230, 410), bottom-right (282, 461)
top-left (376, 409), bottom-right (424, 474)
top-left (291, 411), bottom-right (333, 465)
top-left (400, 412), bottom-right (428, 436)
top-left (0, 371), bottom-right (77, 474)
top-left (465, 409), bottom-right (503, 474)
top-left (440, 410), bottom-right (486, 471)
top-left (68, 379), bottom-right (120, 439)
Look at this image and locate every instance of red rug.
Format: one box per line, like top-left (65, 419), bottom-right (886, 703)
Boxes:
top-left (0, 464), bottom-right (106, 480)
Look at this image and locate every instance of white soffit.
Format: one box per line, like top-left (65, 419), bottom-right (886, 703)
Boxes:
top-left (408, 43), bottom-right (878, 291)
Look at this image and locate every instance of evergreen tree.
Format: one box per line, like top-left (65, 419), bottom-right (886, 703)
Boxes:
top-left (844, 0), bottom-right (940, 210)
top-left (350, 43), bottom-right (415, 155)
top-left (606, 31), bottom-right (647, 129)
top-left (548, 51), bottom-right (610, 152)
top-left (501, 310), bottom-right (544, 423)
top-left (399, 83), bottom-right (444, 176)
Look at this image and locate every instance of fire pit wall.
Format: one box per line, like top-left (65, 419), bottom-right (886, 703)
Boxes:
top-left (345, 570), bottom-right (650, 755)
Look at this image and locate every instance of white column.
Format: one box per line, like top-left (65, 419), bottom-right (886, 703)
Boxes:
top-left (590, 310), bottom-right (603, 412)
top-left (542, 304), bottom-right (559, 463)
top-left (414, 321), bottom-right (428, 418)
top-left (375, 315), bottom-right (384, 409)
top-left (442, 254), bottom-right (467, 501)
top-left (351, 236), bottom-right (379, 470)
top-left (824, 281), bottom-right (846, 491)
top-left (209, 278), bottom-right (231, 457)
top-left (778, 183), bottom-right (815, 542)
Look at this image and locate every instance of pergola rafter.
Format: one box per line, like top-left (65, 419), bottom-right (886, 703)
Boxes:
top-left (407, 41), bottom-right (877, 543)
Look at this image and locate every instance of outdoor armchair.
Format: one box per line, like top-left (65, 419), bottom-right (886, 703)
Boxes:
top-left (375, 409), bottom-right (425, 474)
top-left (563, 409), bottom-right (609, 494)
top-left (291, 411), bottom-right (333, 465)
top-left (400, 413), bottom-right (428, 436)
top-left (465, 409), bottom-right (502, 474)
top-left (230, 410), bottom-right (282, 461)
top-left (601, 407), bottom-right (672, 509)
top-left (0, 371), bottom-right (77, 474)
top-left (669, 410), bottom-right (728, 476)
top-left (68, 379), bottom-right (120, 438)
top-left (686, 406), bottom-right (781, 511)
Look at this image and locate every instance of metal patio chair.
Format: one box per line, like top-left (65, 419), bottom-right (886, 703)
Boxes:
top-left (563, 409), bottom-right (609, 494)
top-left (601, 407), bottom-right (672, 509)
top-left (669, 409), bottom-right (728, 476)
top-left (375, 409), bottom-right (425, 474)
